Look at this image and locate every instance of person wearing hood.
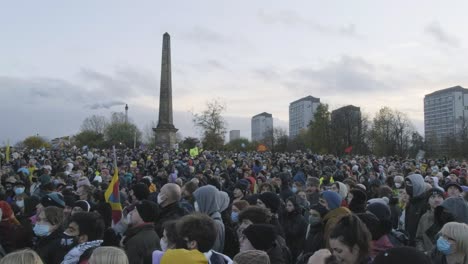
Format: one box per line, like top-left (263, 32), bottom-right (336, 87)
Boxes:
top-left (320, 191), bottom-right (351, 248)
top-left (404, 173), bottom-right (428, 246)
top-left (415, 188), bottom-right (445, 253)
top-left (425, 196), bottom-right (468, 249)
top-left (193, 185), bottom-right (225, 253)
top-left (330, 182), bottom-right (348, 207)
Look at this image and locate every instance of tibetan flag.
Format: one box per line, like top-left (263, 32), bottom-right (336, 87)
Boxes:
top-left (344, 146), bottom-right (353, 154)
top-left (5, 140), bottom-right (10, 163)
top-left (105, 147), bottom-right (122, 224)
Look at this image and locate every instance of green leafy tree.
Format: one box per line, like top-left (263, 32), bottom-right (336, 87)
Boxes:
top-left (104, 112), bottom-right (142, 148)
top-left (23, 136), bottom-right (50, 149)
top-left (179, 137), bottom-right (200, 150)
top-left (74, 130), bottom-right (105, 148)
top-left (225, 138), bottom-right (253, 151)
top-left (309, 103), bottom-right (331, 153)
top-left (192, 100), bottom-right (227, 150)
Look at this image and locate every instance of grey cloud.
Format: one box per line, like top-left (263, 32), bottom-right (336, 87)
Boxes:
top-left (88, 101), bottom-right (126, 110)
top-left (184, 26), bottom-right (229, 43)
top-left (253, 68), bottom-right (280, 81)
top-left (289, 56), bottom-right (387, 93)
top-left (257, 9), bottom-right (359, 37)
top-left (425, 21), bottom-right (460, 47)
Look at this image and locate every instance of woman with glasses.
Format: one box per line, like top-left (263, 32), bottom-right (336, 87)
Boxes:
top-left (432, 222), bottom-right (468, 264)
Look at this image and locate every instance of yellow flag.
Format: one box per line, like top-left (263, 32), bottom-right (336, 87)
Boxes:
top-left (5, 140), bottom-right (10, 163)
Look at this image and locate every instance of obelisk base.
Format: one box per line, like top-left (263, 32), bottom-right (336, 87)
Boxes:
top-left (153, 127), bottom-right (178, 149)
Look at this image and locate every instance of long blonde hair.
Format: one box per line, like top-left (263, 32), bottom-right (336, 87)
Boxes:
top-left (440, 222), bottom-right (468, 263)
top-left (0, 249), bottom-right (43, 264)
top-left (88, 247), bottom-right (129, 264)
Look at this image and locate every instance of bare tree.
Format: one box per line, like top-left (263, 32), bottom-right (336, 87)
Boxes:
top-left (192, 100), bottom-right (228, 150)
top-left (81, 115), bottom-right (108, 134)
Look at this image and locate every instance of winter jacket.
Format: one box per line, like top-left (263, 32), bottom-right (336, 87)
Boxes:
top-left (280, 211), bottom-right (307, 263)
top-left (123, 223), bottom-right (161, 264)
top-left (303, 222), bottom-right (324, 255)
top-left (154, 202), bottom-right (187, 237)
top-left (404, 174), bottom-right (428, 246)
top-left (415, 210), bottom-right (435, 253)
top-left (35, 228), bottom-right (66, 264)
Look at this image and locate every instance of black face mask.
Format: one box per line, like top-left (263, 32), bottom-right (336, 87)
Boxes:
top-left (405, 181), bottom-right (413, 197)
top-left (60, 232), bottom-right (79, 249)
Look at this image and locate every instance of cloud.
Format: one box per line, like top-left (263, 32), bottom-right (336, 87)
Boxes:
top-left (279, 56), bottom-right (388, 94)
top-left (425, 21), bottom-right (460, 47)
top-left (257, 9), bottom-right (358, 37)
top-left (253, 68), bottom-right (281, 81)
top-left (183, 26), bottom-right (229, 43)
top-left (88, 101), bottom-right (126, 110)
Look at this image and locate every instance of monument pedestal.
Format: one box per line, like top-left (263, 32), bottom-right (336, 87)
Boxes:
top-left (153, 127), bottom-right (178, 149)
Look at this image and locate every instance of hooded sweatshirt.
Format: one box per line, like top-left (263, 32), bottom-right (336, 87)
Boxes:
top-left (405, 174), bottom-right (428, 246)
top-left (193, 185), bottom-right (225, 253)
top-left (441, 197), bottom-right (468, 224)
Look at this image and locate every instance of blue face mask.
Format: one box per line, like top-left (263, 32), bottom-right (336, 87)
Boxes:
top-left (437, 237), bottom-right (453, 255)
top-left (292, 187), bottom-right (298, 193)
top-left (231, 211), bottom-right (239, 223)
top-left (33, 224), bottom-right (50, 237)
top-left (15, 187), bottom-right (25, 195)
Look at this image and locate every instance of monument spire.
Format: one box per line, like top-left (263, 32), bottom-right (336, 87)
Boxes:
top-left (153, 32), bottom-right (178, 149)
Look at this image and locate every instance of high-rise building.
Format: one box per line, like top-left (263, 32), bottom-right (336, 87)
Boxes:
top-left (289, 96), bottom-right (321, 138)
top-left (229, 130), bottom-right (241, 142)
top-left (331, 105), bottom-right (362, 153)
top-left (251, 112), bottom-right (273, 142)
top-left (424, 86), bottom-right (468, 151)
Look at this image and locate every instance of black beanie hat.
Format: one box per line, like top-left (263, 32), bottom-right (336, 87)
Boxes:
top-left (132, 183), bottom-right (150, 201)
top-left (136, 200), bottom-right (159, 223)
top-left (243, 224), bottom-right (276, 250)
top-left (373, 247), bottom-right (432, 264)
top-left (258, 192), bottom-right (280, 214)
top-left (350, 188), bottom-right (367, 204)
top-left (64, 195), bottom-right (77, 208)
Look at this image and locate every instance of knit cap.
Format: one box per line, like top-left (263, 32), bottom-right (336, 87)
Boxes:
top-left (135, 200), bottom-right (159, 223)
top-left (243, 224), bottom-right (276, 250)
top-left (41, 192), bottom-right (65, 208)
top-left (258, 192), bottom-right (281, 214)
top-left (321, 191), bottom-right (341, 210)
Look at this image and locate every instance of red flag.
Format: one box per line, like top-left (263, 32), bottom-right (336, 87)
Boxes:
top-left (344, 146), bottom-right (353, 154)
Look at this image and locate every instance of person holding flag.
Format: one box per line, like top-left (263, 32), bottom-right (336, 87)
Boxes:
top-left (104, 146), bottom-right (122, 225)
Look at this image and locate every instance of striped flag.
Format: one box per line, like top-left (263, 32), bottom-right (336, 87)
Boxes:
top-left (104, 146), bottom-right (122, 224)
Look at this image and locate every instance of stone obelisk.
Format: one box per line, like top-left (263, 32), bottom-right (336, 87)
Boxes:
top-left (153, 32), bottom-right (178, 149)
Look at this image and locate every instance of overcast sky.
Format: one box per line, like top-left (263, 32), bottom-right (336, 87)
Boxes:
top-left (1, 1), bottom-right (467, 144)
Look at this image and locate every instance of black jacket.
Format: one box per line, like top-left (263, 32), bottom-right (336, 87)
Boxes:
top-left (35, 228), bottom-right (66, 264)
top-left (280, 211), bottom-right (307, 263)
top-left (154, 202), bottom-right (187, 237)
top-left (405, 194), bottom-right (427, 246)
top-left (123, 223), bottom-right (161, 264)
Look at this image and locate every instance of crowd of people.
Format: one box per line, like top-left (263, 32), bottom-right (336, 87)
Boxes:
top-left (0, 146), bottom-right (467, 264)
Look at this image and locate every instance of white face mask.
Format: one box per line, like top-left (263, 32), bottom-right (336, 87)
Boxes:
top-left (16, 200), bottom-right (25, 208)
top-left (395, 183), bottom-right (402, 188)
top-left (126, 213), bottom-right (132, 225)
top-left (157, 194), bottom-right (165, 205)
top-left (160, 237), bottom-right (168, 252)
top-left (194, 201), bottom-right (200, 212)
